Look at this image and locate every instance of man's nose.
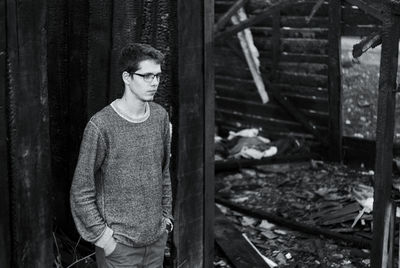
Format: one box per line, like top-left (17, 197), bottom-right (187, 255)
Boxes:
top-left (151, 77), bottom-right (159, 86)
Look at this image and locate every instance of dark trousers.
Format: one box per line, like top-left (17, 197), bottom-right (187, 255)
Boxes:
top-left (95, 232), bottom-right (168, 268)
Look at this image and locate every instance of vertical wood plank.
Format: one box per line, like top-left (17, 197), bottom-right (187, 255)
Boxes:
top-left (173, 0), bottom-right (206, 267)
top-left (271, 11), bottom-right (281, 81)
top-left (87, 0), bottom-right (113, 119)
top-left (327, 0), bottom-right (343, 161)
top-left (0, 0), bottom-right (10, 266)
top-left (204, 0), bottom-right (215, 267)
top-left (67, 0), bottom-right (89, 179)
top-left (6, 0), bottom-right (53, 266)
top-left (371, 4), bottom-right (400, 267)
top-left (48, 0), bottom-right (73, 232)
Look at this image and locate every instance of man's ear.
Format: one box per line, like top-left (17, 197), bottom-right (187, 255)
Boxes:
top-left (122, 71), bottom-right (131, 84)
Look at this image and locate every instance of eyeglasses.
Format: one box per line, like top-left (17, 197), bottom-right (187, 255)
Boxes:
top-left (133, 72), bottom-right (162, 82)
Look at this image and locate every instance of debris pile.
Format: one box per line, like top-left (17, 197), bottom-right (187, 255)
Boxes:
top-left (214, 161), bottom-right (391, 267)
top-left (215, 128), bottom-right (308, 161)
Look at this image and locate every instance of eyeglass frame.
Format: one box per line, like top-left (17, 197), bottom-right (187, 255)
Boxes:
top-left (132, 72), bottom-right (162, 82)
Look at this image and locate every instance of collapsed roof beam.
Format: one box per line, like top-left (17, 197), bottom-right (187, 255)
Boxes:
top-left (215, 0), bottom-right (306, 41)
top-left (343, 0), bottom-right (384, 22)
top-left (352, 31), bottom-right (382, 58)
top-left (306, 0), bottom-right (325, 23)
top-left (214, 0), bottom-right (249, 32)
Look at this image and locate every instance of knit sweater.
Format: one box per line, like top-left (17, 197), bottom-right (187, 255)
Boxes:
top-left (70, 101), bottom-right (172, 247)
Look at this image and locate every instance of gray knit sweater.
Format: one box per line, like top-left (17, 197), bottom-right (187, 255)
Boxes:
top-left (70, 101), bottom-right (172, 247)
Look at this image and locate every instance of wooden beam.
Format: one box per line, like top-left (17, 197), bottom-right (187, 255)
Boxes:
top-left (327, 0), bottom-right (343, 162)
top-left (173, 0), bottom-right (207, 267)
top-left (215, 197), bottom-right (372, 249)
top-left (0, 0), bottom-right (10, 266)
top-left (306, 0), bottom-right (325, 23)
top-left (6, 0), bottom-right (53, 266)
top-left (215, 205), bottom-right (268, 268)
top-left (215, 0), bottom-right (306, 41)
top-left (215, 152), bottom-right (320, 172)
top-left (214, 0), bottom-right (249, 32)
top-left (204, 0), bottom-right (215, 267)
top-left (352, 32), bottom-right (382, 58)
top-left (371, 3), bottom-right (400, 267)
top-left (343, 0), bottom-right (384, 22)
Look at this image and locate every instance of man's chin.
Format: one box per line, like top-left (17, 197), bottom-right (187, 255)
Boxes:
top-left (142, 96), bottom-right (154, 102)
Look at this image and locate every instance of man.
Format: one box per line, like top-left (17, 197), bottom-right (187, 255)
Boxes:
top-left (70, 43), bottom-right (173, 268)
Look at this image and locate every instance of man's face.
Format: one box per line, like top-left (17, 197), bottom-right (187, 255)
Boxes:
top-left (124, 59), bottom-right (161, 102)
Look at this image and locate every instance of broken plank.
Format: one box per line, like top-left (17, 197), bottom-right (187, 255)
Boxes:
top-left (306, 0), bottom-right (325, 24)
top-left (215, 205), bottom-right (269, 268)
top-left (215, 152), bottom-right (319, 172)
top-left (352, 32), bottom-right (382, 58)
top-left (342, 0), bottom-right (384, 22)
top-left (215, 0), bottom-right (306, 40)
top-left (216, 197), bottom-right (372, 249)
top-left (214, 0), bottom-right (249, 32)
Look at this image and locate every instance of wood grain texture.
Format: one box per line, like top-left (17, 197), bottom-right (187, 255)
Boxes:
top-left (215, 206), bottom-right (267, 268)
top-left (47, 0), bottom-right (74, 233)
top-left (327, 0), bottom-right (343, 161)
top-left (0, 0), bottom-right (10, 266)
top-left (371, 5), bottom-right (400, 267)
top-left (204, 0), bottom-right (215, 267)
top-left (87, 0), bottom-right (112, 119)
top-left (108, 0), bottom-right (141, 100)
top-left (216, 96), bottom-right (329, 126)
top-left (173, 0), bottom-right (206, 267)
top-left (6, 0), bottom-right (53, 266)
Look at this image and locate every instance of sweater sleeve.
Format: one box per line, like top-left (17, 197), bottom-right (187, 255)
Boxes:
top-left (162, 113), bottom-right (173, 221)
top-left (70, 120), bottom-right (111, 244)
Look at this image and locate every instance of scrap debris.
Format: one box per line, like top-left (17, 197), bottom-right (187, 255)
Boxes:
top-left (214, 161), bottom-right (387, 266)
top-left (216, 128), bottom-right (308, 161)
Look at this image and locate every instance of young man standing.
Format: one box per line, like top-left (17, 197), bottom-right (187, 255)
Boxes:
top-left (70, 43), bottom-right (173, 268)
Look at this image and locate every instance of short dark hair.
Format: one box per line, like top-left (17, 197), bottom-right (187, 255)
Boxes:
top-left (118, 43), bottom-right (164, 75)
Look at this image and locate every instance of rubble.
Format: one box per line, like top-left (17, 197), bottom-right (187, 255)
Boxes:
top-left (214, 161), bottom-right (392, 267)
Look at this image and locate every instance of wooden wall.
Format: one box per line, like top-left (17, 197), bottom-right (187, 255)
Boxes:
top-left (215, 0), bottom-right (330, 142)
top-left (2, 0), bottom-right (213, 267)
top-left (6, 0), bottom-right (53, 267)
top-left (214, 0), bottom-right (380, 155)
top-left (341, 1), bottom-right (381, 36)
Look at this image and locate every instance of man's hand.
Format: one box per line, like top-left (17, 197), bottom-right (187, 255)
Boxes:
top-left (103, 237), bottom-right (118, 256)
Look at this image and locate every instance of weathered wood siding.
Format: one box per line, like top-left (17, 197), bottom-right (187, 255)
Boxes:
top-left (215, 0), bottom-right (380, 146)
top-left (215, 0), bottom-right (330, 141)
top-left (2, 1), bottom-right (213, 267)
top-left (7, 0), bottom-right (53, 266)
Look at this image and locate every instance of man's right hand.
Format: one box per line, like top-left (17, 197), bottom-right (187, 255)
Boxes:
top-left (103, 237), bottom-right (118, 256)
